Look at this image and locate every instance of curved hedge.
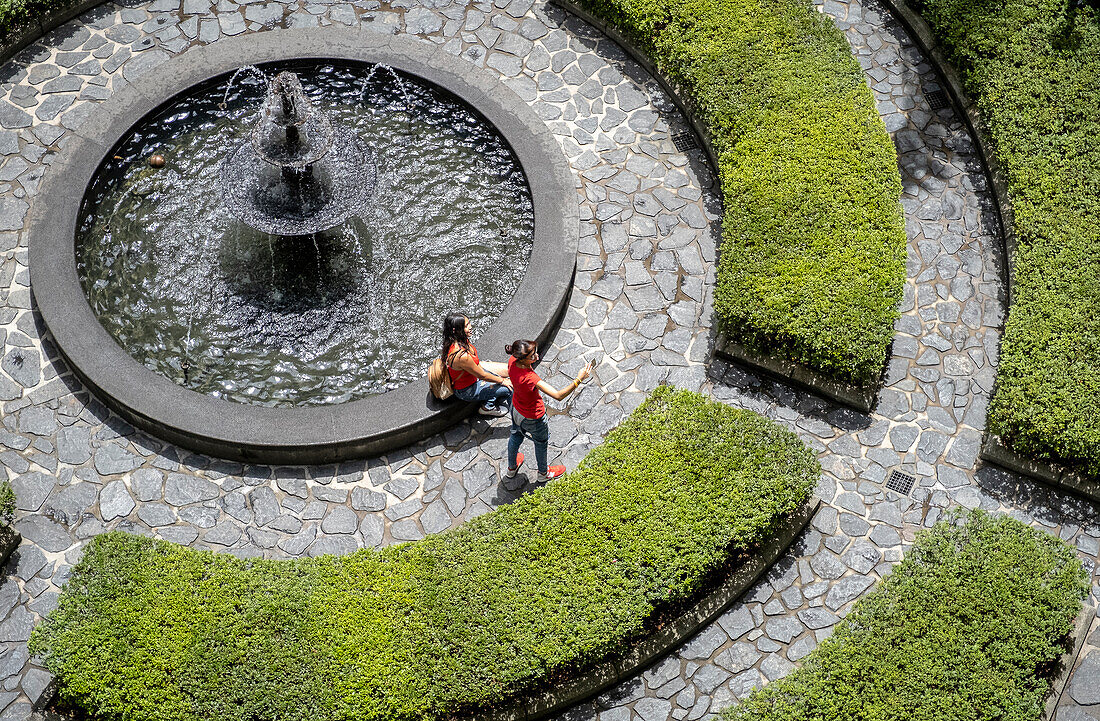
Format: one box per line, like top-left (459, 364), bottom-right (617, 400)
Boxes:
top-left (909, 0), bottom-right (1100, 474)
top-left (30, 386), bottom-right (818, 721)
top-left (579, 0), bottom-right (907, 385)
top-left (723, 511), bottom-right (1088, 721)
top-left (0, 0), bottom-right (77, 45)
top-left (0, 0), bottom-right (34, 40)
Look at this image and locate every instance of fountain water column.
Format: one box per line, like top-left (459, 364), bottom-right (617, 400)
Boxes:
top-left (271, 75), bottom-right (315, 213)
top-left (220, 70), bottom-right (376, 238)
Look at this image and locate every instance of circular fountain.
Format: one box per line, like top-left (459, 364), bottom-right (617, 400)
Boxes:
top-left (76, 58), bottom-right (534, 407)
top-left (29, 30), bottom-right (578, 462)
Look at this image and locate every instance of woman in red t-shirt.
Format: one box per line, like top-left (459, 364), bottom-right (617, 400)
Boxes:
top-left (505, 339), bottom-right (592, 480)
top-left (441, 313), bottom-right (513, 416)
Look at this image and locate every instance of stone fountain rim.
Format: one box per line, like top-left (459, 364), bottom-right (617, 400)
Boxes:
top-left (28, 28), bottom-right (579, 464)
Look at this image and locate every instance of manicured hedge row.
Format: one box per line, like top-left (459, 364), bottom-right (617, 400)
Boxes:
top-left (30, 386), bottom-right (818, 721)
top-left (579, 0), bottom-right (906, 385)
top-left (723, 511), bottom-right (1088, 721)
top-left (909, 0), bottom-right (1100, 474)
top-left (0, 0), bottom-right (67, 44)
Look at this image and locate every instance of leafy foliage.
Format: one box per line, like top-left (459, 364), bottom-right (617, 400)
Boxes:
top-left (723, 511), bottom-right (1088, 721)
top-left (580, 0), bottom-right (907, 385)
top-left (0, 0), bottom-right (54, 43)
top-left (0, 480), bottom-right (13, 527)
top-left (30, 386), bottom-right (818, 721)
top-left (910, 0), bottom-right (1100, 474)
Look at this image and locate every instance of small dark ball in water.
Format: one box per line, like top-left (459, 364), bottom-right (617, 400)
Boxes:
top-left (148, 154), bottom-right (166, 168)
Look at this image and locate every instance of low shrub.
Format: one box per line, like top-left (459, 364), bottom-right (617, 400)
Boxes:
top-left (579, 0), bottom-right (907, 385)
top-left (0, 480), bottom-right (13, 527)
top-left (0, 0), bottom-right (54, 44)
top-left (909, 0), bottom-right (1100, 474)
top-left (723, 511), bottom-right (1088, 721)
top-left (30, 386), bottom-right (818, 721)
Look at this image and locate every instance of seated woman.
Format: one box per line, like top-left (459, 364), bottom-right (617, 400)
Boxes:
top-left (442, 312), bottom-right (512, 417)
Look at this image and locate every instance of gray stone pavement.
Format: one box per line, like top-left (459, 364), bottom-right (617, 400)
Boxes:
top-left (0, 0), bottom-right (1093, 717)
top-left (1061, 616), bottom-right (1100, 721)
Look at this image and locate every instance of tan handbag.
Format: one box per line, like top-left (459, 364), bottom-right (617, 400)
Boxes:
top-left (429, 356), bottom-right (454, 400)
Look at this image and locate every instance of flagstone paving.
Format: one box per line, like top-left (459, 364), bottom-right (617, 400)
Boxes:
top-left (0, 0), bottom-right (1092, 717)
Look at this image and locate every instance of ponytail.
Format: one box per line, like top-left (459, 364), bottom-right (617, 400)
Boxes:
top-left (506, 340), bottom-right (537, 360)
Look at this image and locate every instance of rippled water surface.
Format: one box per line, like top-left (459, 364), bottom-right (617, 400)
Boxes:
top-left (78, 62), bottom-right (534, 407)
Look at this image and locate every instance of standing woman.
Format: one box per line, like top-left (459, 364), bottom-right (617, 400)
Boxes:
top-left (505, 339), bottom-right (592, 480)
top-left (442, 312), bottom-right (513, 416)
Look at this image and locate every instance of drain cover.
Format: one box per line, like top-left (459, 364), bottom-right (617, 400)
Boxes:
top-left (925, 89), bottom-right (950, 111)
top-left (885, 470), bottom-right (916, 495)
top-left (672, 132), bottom-right (698, 152)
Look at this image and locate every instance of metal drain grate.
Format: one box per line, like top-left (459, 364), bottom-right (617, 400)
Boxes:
top-left (672, 132), bottom-right (698, 152)
top-left (885, 470), bottom-right (916, 495)
top-left (925, 89), bottom-right (950, 111)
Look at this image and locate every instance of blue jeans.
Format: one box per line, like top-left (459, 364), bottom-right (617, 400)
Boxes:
top-left (454, 380), bottom-right (512, 411)
top-left (508, 406), bottom-right (549, 474)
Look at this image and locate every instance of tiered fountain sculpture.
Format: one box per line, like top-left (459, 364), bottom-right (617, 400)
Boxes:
top-left (220, 71), bottom-right (376, 235)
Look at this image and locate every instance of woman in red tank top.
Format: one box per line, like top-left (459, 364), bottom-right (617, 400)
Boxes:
top-left (504, 339), bottom-right (592, 481)
top-left (440, 313), bottom-right (513, 416)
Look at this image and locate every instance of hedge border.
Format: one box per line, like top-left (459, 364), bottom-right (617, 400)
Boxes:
top-left (25, 501), bottom-right (825, 719)
top-left (1045, 603), bottom-right (1097, 721)
top-left (476, 496), bottom-right (822, 721)
top-left (0, 0), bottom-right (105, 68)
top-left (877, 0), bottom-right (1100, 494)
top-left (550, 0), bottom-right (886, 415)
top-left (718, 512), bottom-right (1092, 721)
top-left (715, 336), bottom-right (877, 413)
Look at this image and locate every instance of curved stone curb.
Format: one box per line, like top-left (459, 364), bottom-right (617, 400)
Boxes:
top-left (553, 0), bottom-right (886, 414)
top-left (0, 0), bottom-right (108, 68)
top-left (981, 435), bottom-right (1099, 503)
top-left (476, 497), bottom-right (822, 721)
top-left (27, 28), bottom-right (579, 465)
top-left (1046, 604), bottom-right (1097, 721)
top-left (716, 336), bottom-right (878, 414)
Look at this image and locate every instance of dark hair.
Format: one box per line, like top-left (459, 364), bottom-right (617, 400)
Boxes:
top-left (441, 313), bottom-right (472, 364)
top-left (506, 340), bottom-right (538, 361)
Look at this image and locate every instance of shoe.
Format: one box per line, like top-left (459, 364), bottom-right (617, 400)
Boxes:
top-left (478, 405), bottom-right (508, 417)
top-left (504, 453), bottom-right (525, 478)
top-left (537, 465), bottom-right (566, 481)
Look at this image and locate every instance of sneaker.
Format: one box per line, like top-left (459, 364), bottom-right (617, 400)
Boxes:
top-left (478, 405), bottom-right (508, 417)
top-left (504, 453), bottom-right (525, 478)
top-left (537, 465), bottom-right (566, 481)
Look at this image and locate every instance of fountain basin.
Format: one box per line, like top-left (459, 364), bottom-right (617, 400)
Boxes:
top-left (29, 29), bottom-right (578, 463)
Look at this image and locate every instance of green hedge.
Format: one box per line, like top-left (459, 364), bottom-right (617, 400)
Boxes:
top-left (909, 0), bottom-right (1100, 474)
top-left (580, 0), bottom-right (906, 385)
top-left (0, 0), bottom-right (28, 42)
top-left (0, 0), bottom-right (63, 44)
top-left (30, 386), bottom-right (818, 721)
top-left (723, 511), bottom-right (1088, 721)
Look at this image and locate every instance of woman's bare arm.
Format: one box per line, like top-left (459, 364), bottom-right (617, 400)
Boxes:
top-left (536, 362), bottom-right (593, 401)
top-left (451, 350), bottom-right (510, 386)
top-left (481, 360), bottom-right (509, 376)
